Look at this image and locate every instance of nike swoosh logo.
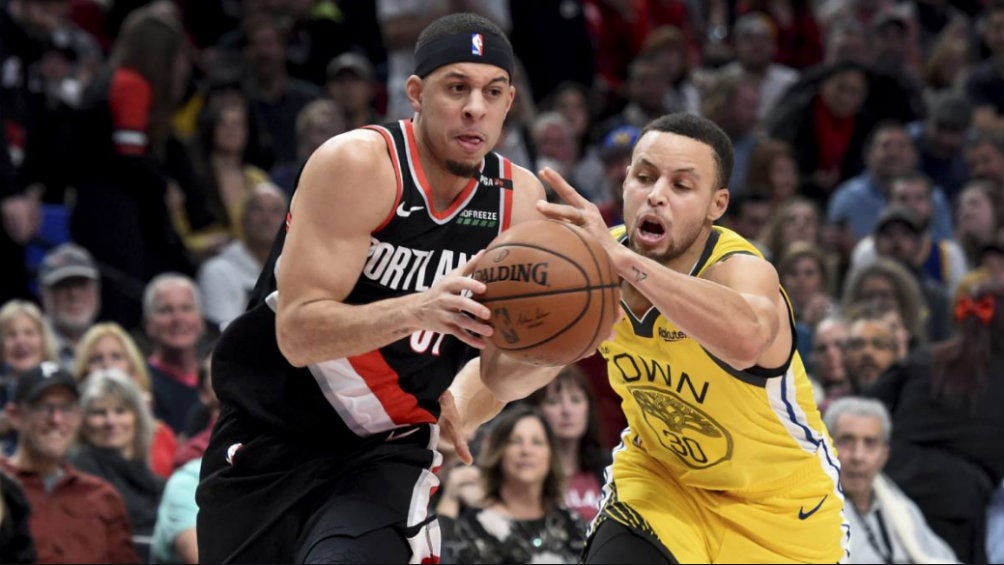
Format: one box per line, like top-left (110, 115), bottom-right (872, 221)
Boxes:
top-left (396, 203), bottom-right (425, 217)
top-left (386, 427), bottom-right (420, 441)
top-left (798, 495), bottom-right (828, 520)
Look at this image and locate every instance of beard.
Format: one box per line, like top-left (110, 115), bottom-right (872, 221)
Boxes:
top-left (446, 159), bottom-right (479, 178)
top-left (628, 220), bottom-right (704, 266)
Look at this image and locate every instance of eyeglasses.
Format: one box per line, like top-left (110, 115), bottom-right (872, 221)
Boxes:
top-left (27, 402), bottom-right (81, 418)
top-left (844, 337), bottom-right (895, 351)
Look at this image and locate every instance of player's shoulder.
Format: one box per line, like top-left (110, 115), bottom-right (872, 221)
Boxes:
top-left (508, 161), bottom-right (546, 194)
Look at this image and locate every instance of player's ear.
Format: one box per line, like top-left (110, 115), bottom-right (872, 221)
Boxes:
top-left (708, 187), bottom-right (729, 222)
top-left (406, 75), bottom-right (423, 113)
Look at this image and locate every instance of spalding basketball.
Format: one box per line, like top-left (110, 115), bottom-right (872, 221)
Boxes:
top-left (471, 219), bottom-right (621, 366)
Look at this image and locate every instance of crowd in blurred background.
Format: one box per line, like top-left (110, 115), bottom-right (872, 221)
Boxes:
top-left (1, 0), bottom-right (1004, 563)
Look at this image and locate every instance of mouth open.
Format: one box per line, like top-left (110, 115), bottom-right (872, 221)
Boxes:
top-left (635, 216), bottom-right (667, 245)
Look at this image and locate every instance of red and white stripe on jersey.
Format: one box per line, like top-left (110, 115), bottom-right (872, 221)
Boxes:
top-left (405, 427), bottom-right (443, 564)
top-left (307, 352), bottom-right (436, 436)
top-left (365, 124), bottom-right (406, 233)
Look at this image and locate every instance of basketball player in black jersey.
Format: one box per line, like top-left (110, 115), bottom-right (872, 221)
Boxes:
top-left (196, 13), bottom-right (561, 564)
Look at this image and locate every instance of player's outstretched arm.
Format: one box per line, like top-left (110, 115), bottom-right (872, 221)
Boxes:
top-left (537, 167), bottom-right (790, 370)
top-left (275, 132), bottom-right (494, 367)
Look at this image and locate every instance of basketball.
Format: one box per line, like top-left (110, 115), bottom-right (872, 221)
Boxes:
top-left (471, 219), bottom-right (621, 366)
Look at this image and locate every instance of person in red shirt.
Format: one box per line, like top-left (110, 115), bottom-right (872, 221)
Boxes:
top-left (1, 362), bottom-right (139, 564)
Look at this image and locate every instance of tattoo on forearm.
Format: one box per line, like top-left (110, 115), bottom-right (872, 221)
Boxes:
top-left (632, 266), bottom-right (647, 282)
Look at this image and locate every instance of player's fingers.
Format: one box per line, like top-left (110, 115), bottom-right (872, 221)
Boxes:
top-left (536, 200), bottom-right (583, 225)
top-left (438, 392), bottom-right (474, 465)
top-left (453, 310), bottom-right (493, 338)
top-left (450, 324), bottom-right (487, 349)
top-left (539, 167), bottom-right (587, 206)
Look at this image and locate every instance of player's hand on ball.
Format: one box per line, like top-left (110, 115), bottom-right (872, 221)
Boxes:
top-left (413, 250), bottom-right (494, 349)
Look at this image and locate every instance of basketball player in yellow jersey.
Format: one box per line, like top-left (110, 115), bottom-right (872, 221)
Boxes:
top-left (536, 113), bottom-right (848, 564)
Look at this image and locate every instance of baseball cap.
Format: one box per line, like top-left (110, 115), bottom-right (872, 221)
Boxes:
top-left (875, 205), bottom-right (921, 235)
top-left (39, 243), bottom-right (99, 287)
top-left (326, 52), bottom-right (373, 81)
top-left (599, 125), bottom-right (641, 162)
top-left (14, 361), bottom-right (79, 405)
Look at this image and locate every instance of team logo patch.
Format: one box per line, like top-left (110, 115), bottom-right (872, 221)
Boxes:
top-left (471, 33), bottom-right (484, 56)
top-left (629, 385), bottom-right (733, 469)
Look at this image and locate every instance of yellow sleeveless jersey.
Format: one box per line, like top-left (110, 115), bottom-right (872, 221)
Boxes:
top-left (601, 225), bottom-right (841, 493)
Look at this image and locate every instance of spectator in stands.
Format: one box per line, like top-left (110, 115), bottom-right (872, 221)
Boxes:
top-left (824, 396), bottom-right (959, 564)
top-left (744, 138), bottom-right (800, 211)
top-left (526, 365), bottom-right (610, 523)
top-left (715, 12), bottom-right (799, 121)
top-left (243, 15), bottom-right (323, 168)
top-left (865, 280), bottom-right (1004, 563)
top-left (955, 179), bottom-right (1004, 269)
top-left (198, 182), bottom-right (287, 330)
top-left (964, 0), bottom-right (1004, 133)
top-left (270, 98), bottom-right (347, 196)
top-left (69, 5), bottom-right (194, 330)
top-left (851, 173), bottom-right (969, 296)
top-left (719, 193), bottom-right (772, 255)
top-left (963, 132), bottom-right (1004, 188)
top-left (38, 243), bottom-right (101, 368)
top-left (920, 21), bottom-right (972, 105)
top-left (150, 455), bottom-right (200, 563)
top-left (765, 60), bottom-right (871, 202)
top-left (442, 405), bottom-right (586, 564)
top-left (142, 274), bottom-right (204, 434)
top-left (637, 25), bottom-right (700, 115)
top-left (1, 362), bottom-right (140, 563)
top-left (1, 299), bottom-right (58, 453)
top-left (811, 314), bottom-right (850, 412)
top-left (375, 0), bottom-right (451, 119)
top-left (174, 96), bottom-right (274, 260)
top-left (73, 322), bottom-right (177, 479)
top-left (778, 242), bottom-right (838, 362)
top-left (71, 368), bottom-right (164, 562)
top-left (0, 464), bottom-right (35, 563)
top-left (908, 91), bottom-right (973, 198)
top-left (842, 258), bottom-right (938, 353)
top-left (842, 301), bottom-right (903, 394)
top-left (701, 73), bottom-right (762, 195)
top-left (324, 52), bottom-right (381, 132)
top-left (597, 125), bottom-right (640, 226)
top-left (827, 121), bottom-right (954, 244)
top-left (758, 195), bottom-right (823, 263)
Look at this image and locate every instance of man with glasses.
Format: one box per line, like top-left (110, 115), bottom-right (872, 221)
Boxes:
top-left (0, 362), bottom-right (139, 563)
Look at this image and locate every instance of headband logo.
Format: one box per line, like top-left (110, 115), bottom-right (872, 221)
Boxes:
top-left (471, 33), bottom-right (484, 56)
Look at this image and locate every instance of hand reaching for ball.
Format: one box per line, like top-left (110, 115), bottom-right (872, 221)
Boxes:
top-left (411, 250), bottom-right (494, 349)
top-left (537, 167), bottom-right (618, 257)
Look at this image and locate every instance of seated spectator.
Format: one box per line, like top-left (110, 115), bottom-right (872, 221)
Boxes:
top-left (442, 406), bottom-right (587, 564)
top-left (0, 363), bottom-right (140, 563)
top-left (150, 457), bottom-right (201, 563)
top-left (269, 98), bottom-right (347, 197)
top-left (0, 467), bottom-right (36, 563)
top-left (744, 138), bottom-right (801, 211)
top-left (71, 368), bottom-right (165, 562)
top-left (908, 92), bottom-right (973, 199)
top-left (1, 300), bottom-right (59, 453)
top-left (596, 125), bottom-right (641, 226)
top-left (955, 179), bottom-right (1004, 269)
top-left (757, 196), bottom-right (823, 263)
top-left (197, 182), bottom-right (288, 331)
top-left (824, 396), bottom-right (959, 563)
top-left (777, 242), bottom-right (838, 363)
top-left (73, 322), bottom-right (177, 479)
top-left (842, 302), bottom-right (902, 394)
top-left (963, 132), bottom-right (1004, 188)
top-left (142, 274), bottom-right (205, 434)
top-left (324, 52), bottom-right (382, 133)
top-left (865, 280), bottom-right (1004, 563)
top-left (37, 243), bottom-right (101, 369)
top-left (718, 193), bottom-right (772, 255)
top-left (850, 173), bottom-right (969, 297)
top-left (526, 365), bottom-right (610, 523)
top-left (841, 258), bottom-right (938, 352)
top-left (810, 314), bottom-right (850, 413)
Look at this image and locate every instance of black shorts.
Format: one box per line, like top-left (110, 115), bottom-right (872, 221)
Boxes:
top-left (584, 518), bottom-right (679, 564)
top-left (196, 406), bottom-right (441, 564)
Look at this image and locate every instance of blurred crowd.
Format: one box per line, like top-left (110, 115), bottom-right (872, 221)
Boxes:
top-left (2, 0), bottom-right (1004, 563)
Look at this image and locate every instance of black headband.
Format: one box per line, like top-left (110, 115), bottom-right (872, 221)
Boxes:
top-left (414, 31), bottom-right (514, 78)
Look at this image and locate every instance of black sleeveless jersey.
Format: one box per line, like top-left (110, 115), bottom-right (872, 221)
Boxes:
top-left (210, 119), bottom-right (515, 444)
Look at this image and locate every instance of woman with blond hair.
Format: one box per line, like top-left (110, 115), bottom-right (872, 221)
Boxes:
top-left (0, 300), bottom-right (59, 453)
top-left (71, 368), bottom-right (164, 562)
top-left (74, 323), bottom-right (177, 478)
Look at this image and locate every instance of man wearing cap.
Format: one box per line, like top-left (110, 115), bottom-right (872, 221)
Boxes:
top-left (325, 51), bottom-right (382, 131)
top-left (37, 243), bottom-right (101, 369)
top-left (850, 172), bottom-right (969, 297)
top-left (1, 361), bottom-right (139, 563)
top-left (197, 13), bottom-right (560, 563)
top-left (908, 92), bottom-right (973, 199)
